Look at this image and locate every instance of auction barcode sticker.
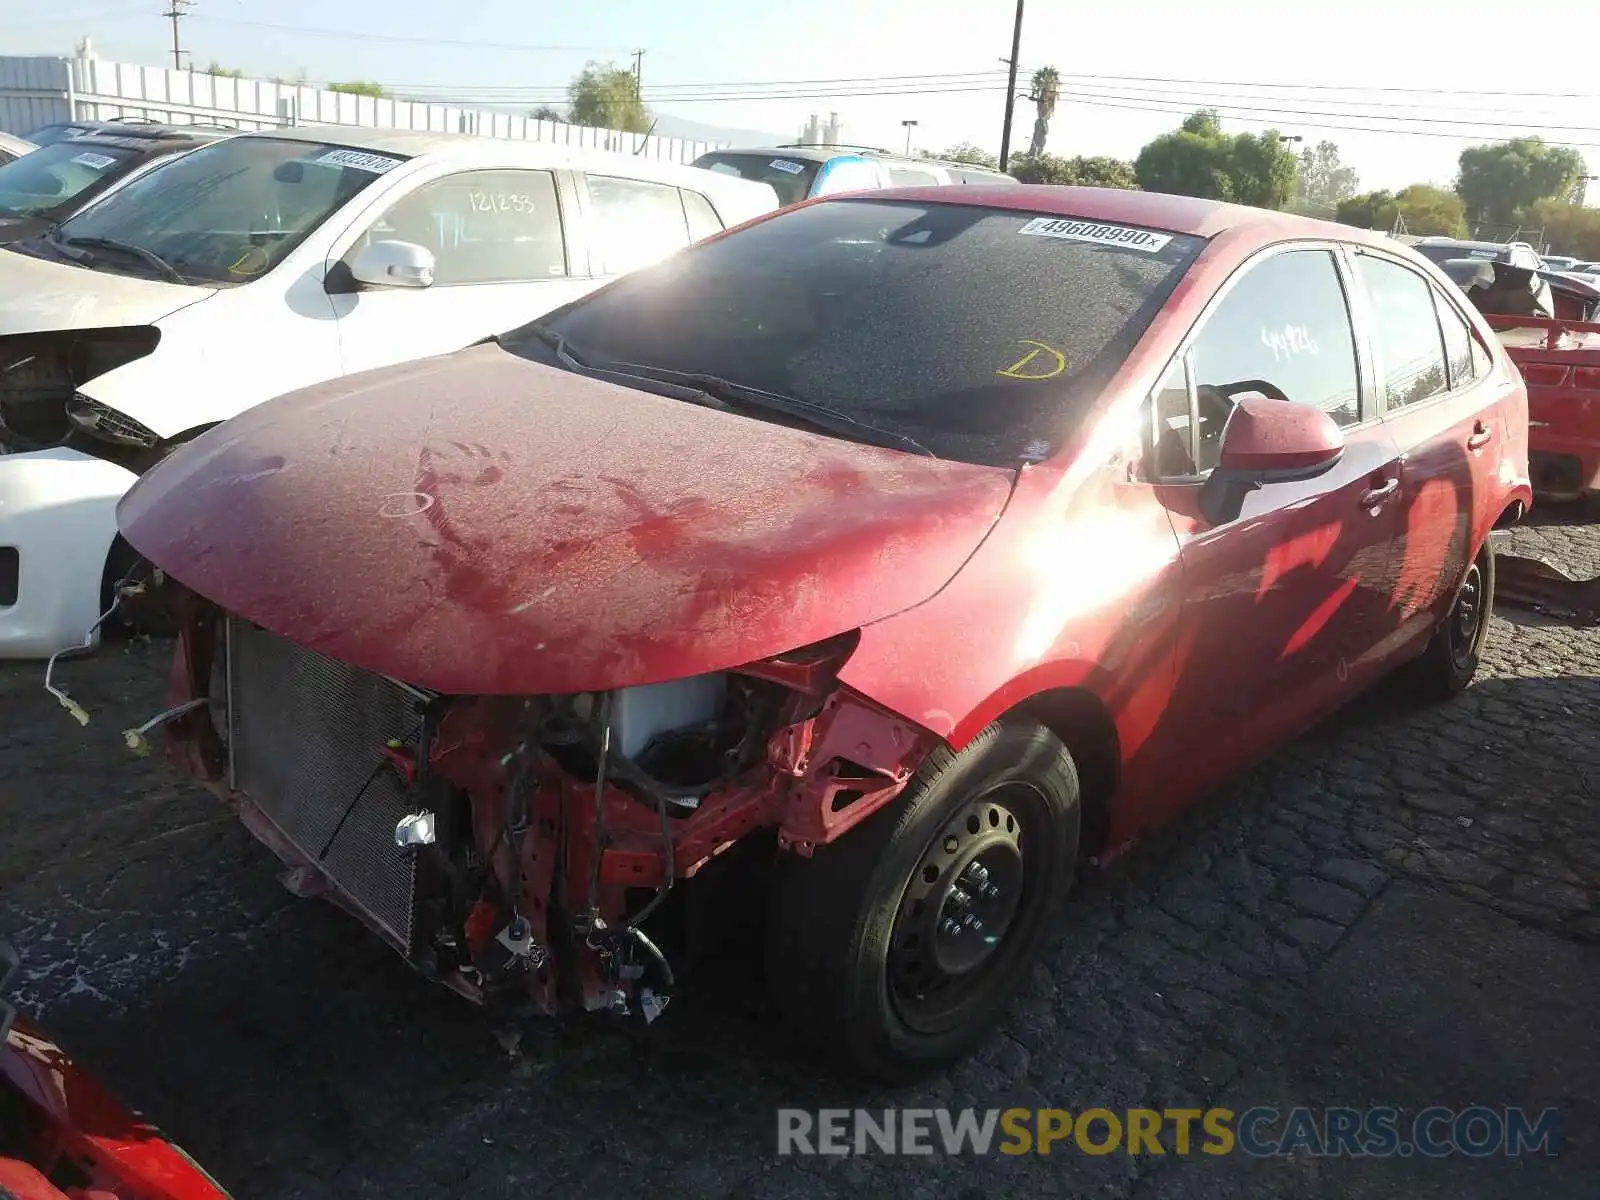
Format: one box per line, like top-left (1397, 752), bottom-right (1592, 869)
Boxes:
top-left (316, 148), bottom-right (405, 174)
top-left (1018, 217), bottom-right (1172, 253)
top-left (71, 152), bottom-right (118, 170)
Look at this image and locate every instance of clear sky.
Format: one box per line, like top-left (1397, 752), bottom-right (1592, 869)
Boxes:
top-left (10, 0), bottom-right (1600, 193)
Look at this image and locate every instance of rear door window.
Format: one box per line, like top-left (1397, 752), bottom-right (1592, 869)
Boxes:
top-left (585, 174), bottom-right (693, 275)
top-left (680, 188), bottom-right (724, 241)
top-left (1354, 254), bottom-right (1449, 409)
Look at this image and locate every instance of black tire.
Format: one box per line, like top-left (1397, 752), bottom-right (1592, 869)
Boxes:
top-left (765, 719), bottom-right (1081, 1082)
top-left (1403, 539), bottom-right (1495, 701)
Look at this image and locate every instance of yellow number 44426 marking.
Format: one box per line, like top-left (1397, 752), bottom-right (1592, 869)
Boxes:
top-left (998, 340), bottom-right (1067, 380)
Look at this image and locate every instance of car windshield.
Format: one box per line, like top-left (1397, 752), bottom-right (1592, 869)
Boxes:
top-left (23, 123), bottom-right (92, 147)
top-left (0, 140), bottom-right (139, 218)
top-left (693, 152), bottom-right (819, 207)
top-left (509, 199), bottom-right (1206, 466)
top-left (43, 136), bottom-right (405, 285)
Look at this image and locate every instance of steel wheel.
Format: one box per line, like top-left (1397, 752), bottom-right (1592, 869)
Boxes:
top-left (887, 780), bottom-right (1047, 1034)
top-left (1448, 562), bottom-right (1485, 671)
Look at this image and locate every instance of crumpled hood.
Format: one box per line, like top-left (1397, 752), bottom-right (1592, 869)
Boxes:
top-left (0, 245), bottom-right (214, 334)
top-left (119, 343), bottom-right (1016, 694)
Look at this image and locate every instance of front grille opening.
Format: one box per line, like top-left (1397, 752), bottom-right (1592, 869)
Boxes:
top-left (0, 548), bottom-right (17, 607)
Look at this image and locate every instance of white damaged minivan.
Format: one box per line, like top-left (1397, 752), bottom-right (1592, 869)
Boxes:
top-left (0, 124), bottom-right (778, 657)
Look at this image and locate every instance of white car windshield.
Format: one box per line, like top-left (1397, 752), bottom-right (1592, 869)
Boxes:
top-left (41, 136), bottom-right (407, 286)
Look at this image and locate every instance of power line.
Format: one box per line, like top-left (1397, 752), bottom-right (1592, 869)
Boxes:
top-left (186, 14), bottom-right (636, 54)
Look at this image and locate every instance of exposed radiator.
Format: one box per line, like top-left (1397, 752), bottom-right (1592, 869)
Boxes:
top-left (226, 618), bottom-right (428, 952)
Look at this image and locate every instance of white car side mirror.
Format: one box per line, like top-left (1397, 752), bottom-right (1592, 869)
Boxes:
top-left (349, 240), bottom-right (435, 289)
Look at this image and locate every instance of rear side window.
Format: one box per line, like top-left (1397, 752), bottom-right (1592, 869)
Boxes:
top-left (587, 174), bottom-right (692, 275)
top-left (681, 188), bottom-right (723, 241)
top-left (526, 200), bottom-right (1206, 466)
top-left (814, 159), bottom-right (883, 196)
top-left (1432, 287), bottom-right (1480, 389)
top-left (888, 167), bottom-right (941, 187)
top-left (1187, 248), bottom-right (1362, 471)
top-left (1355, 254), bottom-right (1449, 409)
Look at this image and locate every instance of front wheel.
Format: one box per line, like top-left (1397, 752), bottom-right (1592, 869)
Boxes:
top-left (765, 720), bottom-right (1081, 1082)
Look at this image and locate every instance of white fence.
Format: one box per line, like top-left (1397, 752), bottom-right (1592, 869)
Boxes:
top-left (0, 54), bottom-right (726, 163)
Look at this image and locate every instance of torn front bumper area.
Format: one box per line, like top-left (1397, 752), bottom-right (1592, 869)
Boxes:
top-left (156, 601), bottom-right (937, 1023)
top-left (0, 942), bottom-right (232, 1199)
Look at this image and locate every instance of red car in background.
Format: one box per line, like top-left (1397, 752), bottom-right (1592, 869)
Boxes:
top-left (0, 943), bottom-right (229, 1199)
top-left (115, 186), bottom-right (1531, 1080)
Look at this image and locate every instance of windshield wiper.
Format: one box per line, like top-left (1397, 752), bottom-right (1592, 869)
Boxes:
top-left (53, 234), bottom-right (185, 284)
top-left (601, 362), bottom-right (937, 458)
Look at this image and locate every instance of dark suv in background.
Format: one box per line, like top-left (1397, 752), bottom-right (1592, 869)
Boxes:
top-left (0, 122), bottom-right (232, 245)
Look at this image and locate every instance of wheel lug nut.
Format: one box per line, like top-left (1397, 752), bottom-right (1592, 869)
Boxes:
top-left (981, 883), bottom-right (999, 900)
top-left (946, 887), bottom-right (972, 911)
top-left (940, 918), bottom-right (963, 937)
top-left (963, 914), bottom-right (984, 934)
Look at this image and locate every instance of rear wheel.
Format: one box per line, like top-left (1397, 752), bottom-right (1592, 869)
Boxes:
top-left (1403, 540), bottom-right (1494, 701)
top-left (765, 720), bottom-right (1080, 1081)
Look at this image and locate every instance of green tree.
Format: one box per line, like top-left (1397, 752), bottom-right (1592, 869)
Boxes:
top-left (329, 81), bottom-right (386, 98)
top-left (1008, 152), bottom-right (1138, 189)
top-left (940, 142), bottom-right (998, 169)
top-left (204, 62), bottom-right (243, 78)
top-left (1133, 110), bottom-right (1239, 201)
top-left (1296, 140), bottom-right (1360, 206)
top-left (1026, 66), bottom-right (1061, 157)
top-left (1527, 198), bottom-right (1600, 259)
top-left (567, 61), bottom-right (648, 133)
top-left (1335, 185), bottom-right (1465, 236)
top-left (1456, 138), bottom-right (1586, 224)
top-left (529, 105), bottom-right (566, 123)
top-left (1134, 110), bottom-right (1298, 209)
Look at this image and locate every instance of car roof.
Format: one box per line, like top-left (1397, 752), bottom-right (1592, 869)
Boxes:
top-left (72, 124), bottom-right (233, 150)
top-left (697, 146), bottom-right (844, 164)
top-left (246, 124), bottom-right (779, 194)
top-left (835, 185), bottom-right (1399, 244)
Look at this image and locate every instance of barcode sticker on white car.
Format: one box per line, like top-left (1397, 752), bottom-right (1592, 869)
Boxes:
top-left (769, 159), bottom-right (806, 174)
top-left (1017, 217), bottom-right (1172, 253)
top-left (71, 152), bottom-right (117, 170)
top-left (315, 148), bottom-right (404, 174)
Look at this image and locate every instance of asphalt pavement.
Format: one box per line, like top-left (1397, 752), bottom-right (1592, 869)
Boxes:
top-left (1, 510), bottom-right (1595, 1199)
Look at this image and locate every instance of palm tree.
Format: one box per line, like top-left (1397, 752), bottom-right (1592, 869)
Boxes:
top-left (1027, 66), bottom-right (1060, 157)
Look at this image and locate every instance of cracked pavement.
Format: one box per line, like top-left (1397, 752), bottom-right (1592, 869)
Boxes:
top-left (1, 512), bottom-right (1595, 1198)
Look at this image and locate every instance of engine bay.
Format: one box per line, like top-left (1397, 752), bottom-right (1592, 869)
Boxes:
top-left (156, 606), bottom-right (933, 1025)
top-left (0, 328), bottom-right (160, 459)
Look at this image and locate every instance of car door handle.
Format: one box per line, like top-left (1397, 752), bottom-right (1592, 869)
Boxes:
top-left (1360, 479), bottom-right (1399, 507)
top-left (1467, 425), bottom-right (1493, 450)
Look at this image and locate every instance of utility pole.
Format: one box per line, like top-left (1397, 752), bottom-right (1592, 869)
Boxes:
top-left (901, 119), bottom-right (918, 156)
top-left (997, 0), bottom-right (1024, 173)
top-left (632, 48), bottom-right (645, 102)
top-left (162, 0), bottom-right (193, 71)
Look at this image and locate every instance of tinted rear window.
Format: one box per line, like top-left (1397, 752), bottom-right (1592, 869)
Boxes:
top-left (522, 200), bottom-right (1205, 466)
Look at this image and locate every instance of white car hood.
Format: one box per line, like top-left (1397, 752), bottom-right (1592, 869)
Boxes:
top-left (0, 246), bottom-right (215, 334)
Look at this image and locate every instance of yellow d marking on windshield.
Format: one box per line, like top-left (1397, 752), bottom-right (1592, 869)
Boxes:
top-left (227, 246), bottom-right (270, 276)
top-left (998, 340), bottom-right (1067, 380)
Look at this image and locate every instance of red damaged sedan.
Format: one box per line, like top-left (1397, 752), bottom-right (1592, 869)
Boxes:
top-left (115, 187), bottom-right (1530, 1079)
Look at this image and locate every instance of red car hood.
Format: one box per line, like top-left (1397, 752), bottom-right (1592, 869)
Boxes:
top-left (119, 343), bottom-right (1016, 694)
